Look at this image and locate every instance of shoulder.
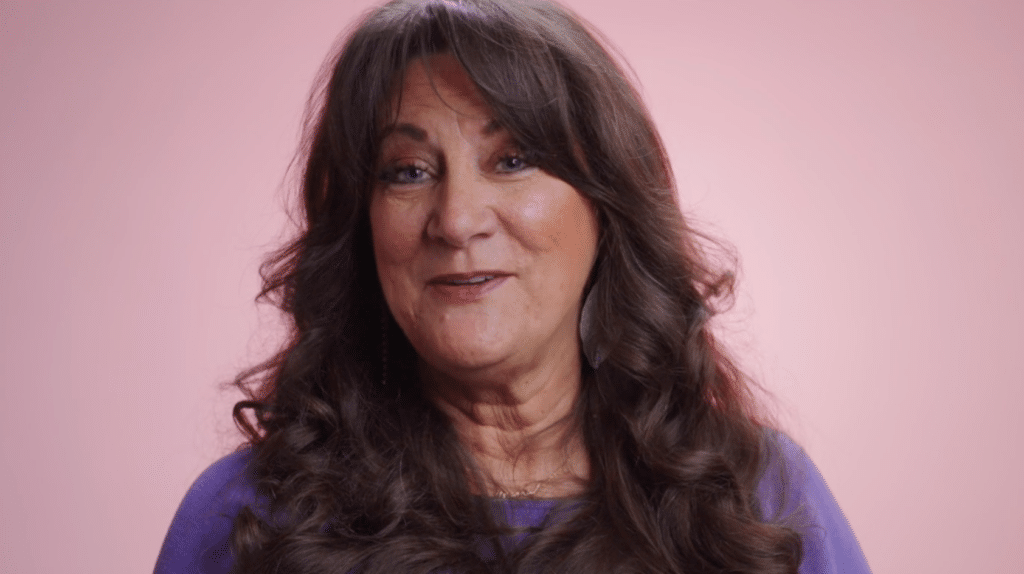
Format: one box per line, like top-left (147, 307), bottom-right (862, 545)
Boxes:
top-left (154, 448), bottom-right (258, 574)
top-left (757, 431), bottom-right (873, 574)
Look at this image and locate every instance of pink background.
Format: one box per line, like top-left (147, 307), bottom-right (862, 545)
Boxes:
top-left (2, 1), bottom-right (1021, 572)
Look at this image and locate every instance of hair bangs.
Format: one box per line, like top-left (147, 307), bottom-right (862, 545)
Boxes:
top-left (360, 0), bottom-right (592, 187)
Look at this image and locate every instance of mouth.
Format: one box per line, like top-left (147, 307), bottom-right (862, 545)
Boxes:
top-left (426, 272), bottom-right (512, 302)
top-left (429, 272), bottom-right (509, 286)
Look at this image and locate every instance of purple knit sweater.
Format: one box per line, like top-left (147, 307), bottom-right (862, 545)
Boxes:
top-left (154, 433), bottom-right (871, 573)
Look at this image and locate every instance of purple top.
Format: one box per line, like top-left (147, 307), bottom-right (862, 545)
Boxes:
top-left (154, 434), bottom-right (871, 573)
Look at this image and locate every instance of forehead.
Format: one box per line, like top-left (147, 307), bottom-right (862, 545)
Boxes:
top-left (389, 53), bottom-right (492, 126)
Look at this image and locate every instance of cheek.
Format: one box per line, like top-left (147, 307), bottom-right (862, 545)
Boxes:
top-left (371, 198), bottom-right (417, 267)
top-left (370, 200), bottom-right (417, 307)
top-left (521, 185), bottom-right (599, 260)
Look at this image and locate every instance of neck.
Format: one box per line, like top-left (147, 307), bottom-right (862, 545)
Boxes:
top-left (421, 355), bottom-right (590, 498)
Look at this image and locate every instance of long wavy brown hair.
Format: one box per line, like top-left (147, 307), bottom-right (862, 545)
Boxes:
top-left (230, 1), bottom-right (802, 572)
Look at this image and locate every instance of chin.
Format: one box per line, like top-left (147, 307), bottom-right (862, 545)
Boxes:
top-left (420, 338), bottom-right (513, 375)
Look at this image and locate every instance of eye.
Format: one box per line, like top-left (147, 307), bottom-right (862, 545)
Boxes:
top-left (379, 164), bottom-right (430, 185)
top-left (494, 152), bottom-right (536, 174)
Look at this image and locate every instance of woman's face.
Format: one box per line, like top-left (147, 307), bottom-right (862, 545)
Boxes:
top-left (370, 54), bottom-right (599, 384)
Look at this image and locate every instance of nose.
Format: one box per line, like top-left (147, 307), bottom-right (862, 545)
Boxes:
top-left (426, 164), bottom-right (498, 248)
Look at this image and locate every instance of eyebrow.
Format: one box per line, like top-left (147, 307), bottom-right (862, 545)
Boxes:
top-left (384, 123), bottom-right (428, 142)
top-left (380, 119), bottom-right (505, 142)
top-left (482, 119), bottom-right (503, 135)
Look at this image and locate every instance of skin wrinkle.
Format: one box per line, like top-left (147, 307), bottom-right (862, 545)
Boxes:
top-left (370, 54), bottom-right (597, 496)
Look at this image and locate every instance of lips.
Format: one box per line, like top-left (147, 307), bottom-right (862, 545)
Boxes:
top-left (428, 271), bottom-right (510, 303)
top-left (429, 271), bottom-right (508, 285)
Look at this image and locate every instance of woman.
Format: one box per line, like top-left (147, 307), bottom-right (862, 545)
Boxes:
top-left (156, 1), bottom-right (871, 572)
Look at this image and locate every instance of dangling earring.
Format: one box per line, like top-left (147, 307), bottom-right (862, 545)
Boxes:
top-left (380, 303), bottom-right (389, 386)
top-left (579, 284), bottom-right (606, 370)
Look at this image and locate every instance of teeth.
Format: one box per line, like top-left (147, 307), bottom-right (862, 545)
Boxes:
top-left (448, 276), bottom-right (492, 285)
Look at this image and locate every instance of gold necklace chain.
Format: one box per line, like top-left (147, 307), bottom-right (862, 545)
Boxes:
top-left (493, 456), bottom-right (572, 499)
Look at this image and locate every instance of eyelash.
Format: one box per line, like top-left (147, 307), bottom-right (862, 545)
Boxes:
top-left (379, 164), bottom-right (429, 185)
top-left (378, 152), bottom-right (537, 185)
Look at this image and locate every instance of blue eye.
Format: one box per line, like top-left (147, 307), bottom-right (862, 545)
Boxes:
top-left (496, 154), bottom-right (532, 173)
top-left (380, 165), bottom-right (428, 184)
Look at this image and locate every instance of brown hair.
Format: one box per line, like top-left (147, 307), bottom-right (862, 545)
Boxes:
top-left (232, 1), bottom-right (802, 572)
